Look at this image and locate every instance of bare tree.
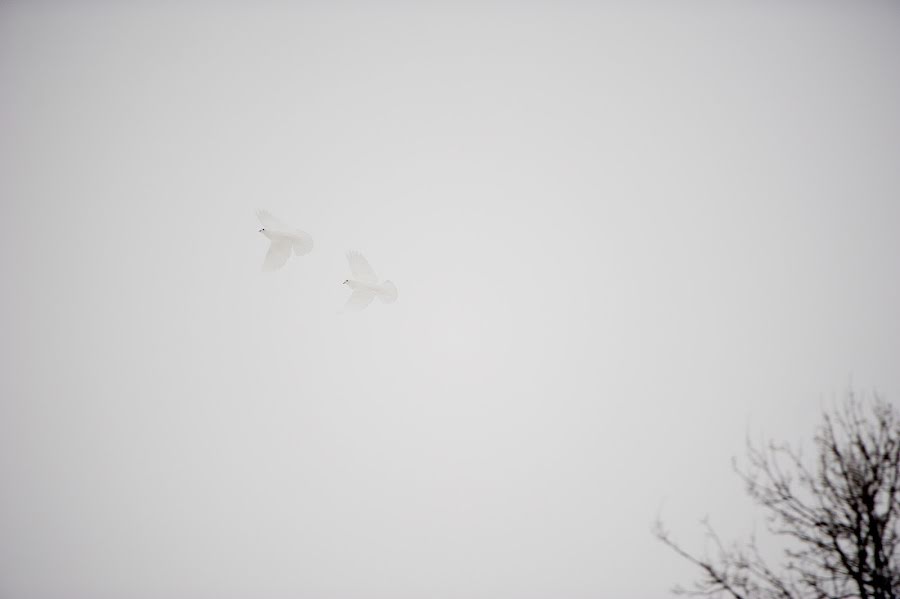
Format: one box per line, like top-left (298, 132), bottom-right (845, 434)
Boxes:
top-left (655, 394), bottom-right (900, 599)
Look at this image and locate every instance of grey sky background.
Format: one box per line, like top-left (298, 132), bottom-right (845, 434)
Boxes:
top-left (1, 2), bottom-right (899, 598)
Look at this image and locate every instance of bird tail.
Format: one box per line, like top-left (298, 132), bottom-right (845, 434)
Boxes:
top-left (378, 281), bottom-right (398, 303)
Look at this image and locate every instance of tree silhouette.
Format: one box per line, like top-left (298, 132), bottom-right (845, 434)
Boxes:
top-left (655, 394), bottom-right (900, 599)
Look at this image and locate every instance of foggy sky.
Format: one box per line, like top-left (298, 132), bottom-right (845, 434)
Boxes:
top-left (1, 2), bottom-right (899, 598)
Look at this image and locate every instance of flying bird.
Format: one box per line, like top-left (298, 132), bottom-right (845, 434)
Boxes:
top-left (257, 210), bottom-right (313, 271)
top-left (342, 251), bottom-right (398, 311)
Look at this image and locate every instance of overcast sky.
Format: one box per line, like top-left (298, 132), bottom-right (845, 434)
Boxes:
top-left (1, 2), bottom-right (899, 598)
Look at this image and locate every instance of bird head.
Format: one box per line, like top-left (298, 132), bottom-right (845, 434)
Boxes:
top-left (342, 279), bottom-right (349, 285)
top-left (258, 228), bottom-right (265, 233)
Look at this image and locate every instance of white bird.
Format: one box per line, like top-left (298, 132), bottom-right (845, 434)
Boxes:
top-left (257, 210), bottom-right (313, 271)
top-left (342, 251), bottom-right (398, 311)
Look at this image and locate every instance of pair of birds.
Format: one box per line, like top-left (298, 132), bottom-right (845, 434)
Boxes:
top-left (257, 210), bottom-right (398, 312)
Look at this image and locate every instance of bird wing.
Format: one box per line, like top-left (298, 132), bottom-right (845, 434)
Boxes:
top-left (346, 251), bottom-right (378, 283)
top-left (343, 288), bottom-right (376, 312)
top-left (262, 239), bottom-right (292, 271)
top-left (291, 230), bottom-right (314, 256)
top-left (257, 209), bottom-right (293, 232)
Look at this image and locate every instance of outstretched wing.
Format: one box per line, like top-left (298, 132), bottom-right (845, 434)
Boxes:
top-left (343, 289), bottom-right (376, 312)
top-left (257, 209), bottom-right (293, 232)
top-left (346, 251), bottom-right (378, 283)
top-left (262, 240), bottom-right (292, 271)
top-left (291, 230), bottom-right (314, 256)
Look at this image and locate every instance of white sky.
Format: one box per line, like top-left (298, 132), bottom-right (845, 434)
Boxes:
top-left (1, 2), bottom-right (899, 598)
